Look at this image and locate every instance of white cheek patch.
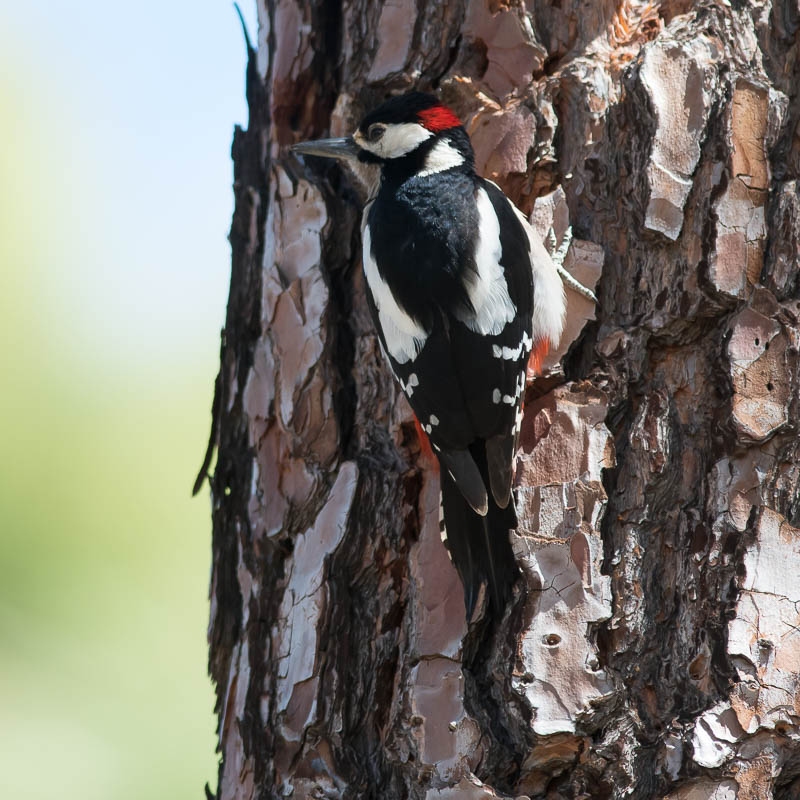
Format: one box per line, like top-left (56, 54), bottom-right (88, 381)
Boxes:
top-left (417, 139), bottom-right (465, 177)
top-left (456, 187), bottom-right (516, 336)
top-left (362, 221), bottom-right (428, 364)
top-left (357, 123), bottom-right (433, 159)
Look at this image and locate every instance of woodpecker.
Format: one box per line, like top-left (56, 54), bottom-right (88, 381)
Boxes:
top-left (292, 92), bottom-right (566, 620)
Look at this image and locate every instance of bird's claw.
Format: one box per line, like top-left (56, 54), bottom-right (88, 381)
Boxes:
top-left (547, 226), bottom-right (598, 304)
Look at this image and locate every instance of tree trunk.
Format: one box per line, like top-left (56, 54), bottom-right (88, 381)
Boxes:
top-left (201, 1), bottom-right (800, 797)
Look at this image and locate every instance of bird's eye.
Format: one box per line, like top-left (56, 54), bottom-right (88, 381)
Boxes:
top-left (367, 124), bottom-right (385, 142)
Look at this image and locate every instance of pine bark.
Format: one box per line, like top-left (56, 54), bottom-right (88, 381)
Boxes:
top-left (202, 1), bottom-right (800, 797)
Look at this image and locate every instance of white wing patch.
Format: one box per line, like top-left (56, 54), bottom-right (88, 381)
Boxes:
top-left (362, 221), bottom-right (428, 364)
top-left (456, 187), bottom-right (516, 336)
top-left (485, 180), bottom-right (566, 347)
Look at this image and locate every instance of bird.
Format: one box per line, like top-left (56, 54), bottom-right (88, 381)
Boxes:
top-left (291, 92), bottom-right (567, 621)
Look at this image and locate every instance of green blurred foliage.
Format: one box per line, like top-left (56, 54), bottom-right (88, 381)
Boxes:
top-left (0, 24), bottom-right (221, 800)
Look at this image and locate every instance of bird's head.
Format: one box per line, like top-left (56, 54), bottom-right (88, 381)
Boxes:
top-left (291, 92), bottom-right (473, 181)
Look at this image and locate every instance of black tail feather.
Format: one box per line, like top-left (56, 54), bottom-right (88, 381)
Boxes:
top-left (440, 442), bottom-right (519, 619)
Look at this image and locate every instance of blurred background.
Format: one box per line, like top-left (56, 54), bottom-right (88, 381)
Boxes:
top-left (0, 1), bottom-right (258, 797)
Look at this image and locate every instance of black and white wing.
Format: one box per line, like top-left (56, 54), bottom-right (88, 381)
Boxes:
top-left (360, 180), bottom-right (564, 514)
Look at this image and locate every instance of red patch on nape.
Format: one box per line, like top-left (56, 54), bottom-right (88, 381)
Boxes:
top-left (417, 104), bottom-right (462, 132)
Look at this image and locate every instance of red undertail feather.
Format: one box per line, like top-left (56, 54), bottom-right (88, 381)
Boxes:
top-left (413, 414), bottom-right (437, 468)
top-left (417, 105), bottom-right (462, 132)
top-left (527, 337), bottom-right (551, 380)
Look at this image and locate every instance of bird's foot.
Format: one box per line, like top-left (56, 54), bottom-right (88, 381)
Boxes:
top-left (547, 226), bottom-right (598, 304)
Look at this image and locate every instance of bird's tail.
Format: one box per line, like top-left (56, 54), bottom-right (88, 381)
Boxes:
top-left (439, 443), bottom-right (520, 620)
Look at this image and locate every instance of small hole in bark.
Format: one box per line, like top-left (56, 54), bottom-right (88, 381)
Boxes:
top-left (542, 53), bottom-right (561, 76)
top-left (767, 382), bottom-right (774, 392)
top-left (464, 38), bottom-right (489, 79)
top-left (543, 633), bottom-right (561, 646)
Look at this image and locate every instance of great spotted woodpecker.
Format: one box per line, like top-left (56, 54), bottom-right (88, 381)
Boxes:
top-left (292, 93), bottom-right (566, 620)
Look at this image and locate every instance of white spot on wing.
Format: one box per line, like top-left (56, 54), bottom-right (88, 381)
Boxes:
top-left (362, 222), bottom-right (428, 364)
top-left (417, 139), bottom-right (465, 177)
top-left (492, 388), bottom-right (501, 404)
top-left (513, 404), bottom-right (524, 435)
top-left (438, 494), bottom-right (451, 558)
top-left (429, 414), bottom-right (439, 426)
top-left (493, 334), bottom-right (532, 361)
top-left (456, 188), bottom-right (516, 336)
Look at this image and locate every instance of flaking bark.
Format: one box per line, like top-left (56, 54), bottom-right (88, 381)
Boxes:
top-left (203, 1), bottom-right (800, 797)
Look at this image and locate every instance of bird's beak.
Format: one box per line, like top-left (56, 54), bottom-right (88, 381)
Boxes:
top-left (290, 136), bottom-right (359, 160)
